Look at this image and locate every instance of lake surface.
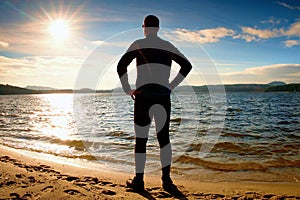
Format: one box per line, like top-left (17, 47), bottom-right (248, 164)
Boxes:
top-left (0, 92), bottom-right (299, 182)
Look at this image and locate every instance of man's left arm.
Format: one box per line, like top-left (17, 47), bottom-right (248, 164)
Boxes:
top-left (169, 52), bottom-right (192, 90)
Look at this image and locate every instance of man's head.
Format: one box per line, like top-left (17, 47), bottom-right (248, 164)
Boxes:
top-left (143, 15), bottom-right (159, 28)
top-left (143, 15), bottom-right (159, 36)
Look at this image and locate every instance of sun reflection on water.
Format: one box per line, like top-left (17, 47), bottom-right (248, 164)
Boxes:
top-left (38, 94), bottom-right (76, 141)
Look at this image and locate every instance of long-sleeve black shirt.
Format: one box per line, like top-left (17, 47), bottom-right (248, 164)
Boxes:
top-left (117, 35), bottom-right (192, 94)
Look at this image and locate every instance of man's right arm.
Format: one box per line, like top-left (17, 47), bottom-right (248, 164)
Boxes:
top-left (117, 46), bottom-right (136, 94)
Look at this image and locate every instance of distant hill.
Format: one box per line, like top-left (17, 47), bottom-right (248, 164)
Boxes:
top-left (175, 82), bottom-right (287, 93)
top-left (265, 83), bottom-right (300, 92)
top-left (0, 84), bottom-right (74, 95)
top-left (2, 82), bottom-right (299, 95)
top-left (25, 85), bottom-right (57, 90)
top-left (0, 84), bottom-right (39, 95)
top-left (266, 81), bottom-right (286, 86)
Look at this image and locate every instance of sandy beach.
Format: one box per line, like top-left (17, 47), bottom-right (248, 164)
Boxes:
top-left (0, 145), bottom-right (299, 200)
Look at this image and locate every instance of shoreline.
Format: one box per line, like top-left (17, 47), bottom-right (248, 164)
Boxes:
top-left (0, 145), bottom-right (299, 199)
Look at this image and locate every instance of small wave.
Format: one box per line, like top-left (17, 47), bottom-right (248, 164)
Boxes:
top-left (3, 133), bottom-right (43, 141)
top-left (106, 131), bottom-right (123, 137)
top-left (287, 134), bottom-right (300, 139)
top-left (222, 132), bottom-right (245, 138)
top-left (223, 132), bottom-right (262, 139)
top-left (9, 128), bottom-right (33, 132)
top-left (213, 142), bottom-right (245, 153)
top-left (105, 131), bottom-right (134, 140)
top-left (186, 142), bottom-right (249, 154)
top-left (278, 120), bottom-right (291, 125)
top-left (1, 140), bottom-right (132, 164)
top-left (61, 153), bottom-right (133, 165)
top-left (0, 143), bottom-right (96, 161)
top-left (269, 143), bottom-right (300, 155)
top-left (69, 154), bottom-right (98, 161)
top-left (265, 157), bottom-right (300, 168)
top-left (226, 107), bottom-right (242, 112)
top-left (186, 143), bottom-right (201, 152)
top-left (171, 118), bottom-right (181, 123)
top-left (49, 139), bottom-right (88, 151)
top-left (177, 155), bottom-right (266, 171)
top-left (284, 143), bottom-right (300, 149)
top-left (0, 113), bottom-right (19, 117)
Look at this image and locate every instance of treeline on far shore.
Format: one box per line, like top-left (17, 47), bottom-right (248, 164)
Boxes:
top-left (0, 83), bottom-right (300, 95)
top-left (264, 83), bottom-right (300, 92)
top-left (0, 84), bottom-right (111, 95)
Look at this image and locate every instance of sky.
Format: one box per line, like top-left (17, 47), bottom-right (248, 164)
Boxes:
top-left (0, 0), bottom-right (299, 89)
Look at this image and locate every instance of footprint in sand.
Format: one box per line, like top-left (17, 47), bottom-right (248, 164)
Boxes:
top-left (64, 189), bottom-right (83, 196)
top-left (99, 181), bottom-right (113, 186)
top-left (33, 186), bottom-right (54, 199)
top-left (41, 185), bottom-right (54, 192)
top-left (65, 176), bottom-right (79, 182)
top-left (10, 193), bottom-right (33, 200)
top-left (10, 193), bottom-right (20, 199)
top-left (22, 193), bottom-right (33, 200)
top-left (101, 189), bottom-right (116, 195)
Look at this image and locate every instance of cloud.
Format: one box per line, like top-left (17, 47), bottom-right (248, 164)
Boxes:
top-left (186, 64), bottom-right (300, 86)
top-left (240, 27), bottom-right (284, 41)
top-left (165, 27), bottom-right (235, 44)
top-left (284, 39), bottom-right (300, 47)
top-left (222, 64), bottom-right (300, 84)
top-left (0, 41), bottom-right (9, 48)
top-left (260, 17), bottom-right (281, 25)
top-left (285, 21), bottom-right (300, 36)
top-left (0, 56), bottom-right (83, 88)
top-left (239, 21), bottom-right (300, 45)
top-left (165, 20), bottom-right (300, 47)
top-left (275, 1), bottom-right (300, 10)
top-left (244, 64), bottom-right (300, 75)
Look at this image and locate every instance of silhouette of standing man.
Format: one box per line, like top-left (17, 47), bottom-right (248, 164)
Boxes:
top-left (117, 15), bottom-right (192, 192)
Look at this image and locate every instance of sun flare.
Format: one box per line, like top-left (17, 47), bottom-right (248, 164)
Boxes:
top-left (49, 19), bottom-right (70, 41)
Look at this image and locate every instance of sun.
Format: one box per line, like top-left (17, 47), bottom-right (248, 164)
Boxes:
top-left (49, 19), bottom-right (70, 41)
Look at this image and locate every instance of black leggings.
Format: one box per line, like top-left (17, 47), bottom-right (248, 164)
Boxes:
top-left (134, 94), bottom-right (171, 175)
top-left (134, 94), bottom-right (171, 149)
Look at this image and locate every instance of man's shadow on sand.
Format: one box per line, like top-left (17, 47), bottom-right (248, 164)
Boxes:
top-left (126, 184), bottom-right (188, 200)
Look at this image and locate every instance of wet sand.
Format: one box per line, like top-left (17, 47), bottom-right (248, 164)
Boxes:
top-left (0, 145), bottom-right (299, 200)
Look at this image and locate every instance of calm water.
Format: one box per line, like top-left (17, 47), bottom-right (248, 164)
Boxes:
top-left (0, 92), bottom-right (299, 181)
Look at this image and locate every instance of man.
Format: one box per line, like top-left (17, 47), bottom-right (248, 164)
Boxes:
top-left (117, 15), bottom-right (192, 192)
